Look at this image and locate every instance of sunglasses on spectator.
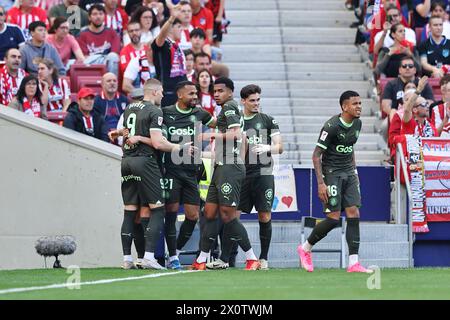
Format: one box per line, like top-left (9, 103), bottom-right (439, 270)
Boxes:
top-left (414, 102), bottom-right (429, 108)
top-left (401, 64), bottom-right (415, 69)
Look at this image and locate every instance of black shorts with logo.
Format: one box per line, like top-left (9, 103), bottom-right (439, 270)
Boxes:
top-left (121, 156), bottom-right (165, 206)
top-left (164, 168), bottom-right (201, 205)
top-left (323, 172), bottom-right (361, 213)
top-left (206, 163), bottom-right (245, 207)
top-left (238, 174), bottom-right (275, 213)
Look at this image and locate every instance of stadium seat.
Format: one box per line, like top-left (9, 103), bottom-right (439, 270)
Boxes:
top-left (76, 76), bottom-right (103, 94)
top-left (427, 77), bottom-right (441, 99)
top-left (69, 64), bottom-right (106, 92)
top-left (47, 111), bottom-right (67, 126)
top-left (300, 216), bottom-right (346, 268)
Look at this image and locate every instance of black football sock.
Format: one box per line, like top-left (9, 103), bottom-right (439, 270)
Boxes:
top-left (200, 217), bottom-right (218, 253)
top-left (177, 217), bottom-right (198, 250)
top-left (133, 221), bottom-right (145, 259)
top-left (307, 217), bottom-right (339, 246)
top-left (346, 218), bottom-right (360, 255)
top-left (144, 206), bottom-right (165, 253)
top-left (121, 210), bottom-right (137, 256)
top-left (164, 212), bottom-right (178, 257)
top-left (226, 218), bottom-right (252, 252)
top-left (259, 220), bottom-right (272, 260)
top-left (219, 221), bottom-right (233, 263)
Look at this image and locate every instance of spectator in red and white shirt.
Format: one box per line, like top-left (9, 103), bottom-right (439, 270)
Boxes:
top-left (196, 68), bottom-right (217, 116)
top-left (34, 0), bottom-right (63, 11)
top-left (122, 45), bottom-right (155, 94)
top-left (190, 0), bottom-right (214, 43)
top-left (36, 57), bottom-right (71, 112)
top-left (431, 81), bottom-right (450, 137)
top-left (401, 76), bottom-right (439, 137)
top-left (123, 6), bottom-right (160, 47)
top-left (178, 0), bottom-right (193, 51)
top-left (0, 48), bottom-right (27, 106)
top-left (120, 20), bottom-right (148, 89)
top-left (8, 74), bottom-right (48, 119)
top-left (104, 0), bottom-right (128, 37)
top-left (77, 4), bottom-right (121, 75)
top-left (6, 0), bottom-right (48, 40)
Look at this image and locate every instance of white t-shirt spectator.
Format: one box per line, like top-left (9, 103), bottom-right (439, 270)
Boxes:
top-left (374, 27), bottom-right (417, 49)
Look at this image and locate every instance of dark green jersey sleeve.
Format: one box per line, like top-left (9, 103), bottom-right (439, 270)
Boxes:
top-left (149, 107), bottom-right (164, 132)
top-left (199, 108), bottom-right (214, 126)
top-left (222, 102), bottom-right (241, 129)
top-left (316, 120), bottom-right (338, 150)
top-left (267, 115), bottom-right (280, 137)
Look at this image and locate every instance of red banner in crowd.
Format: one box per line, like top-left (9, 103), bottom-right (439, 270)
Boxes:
top-left (422, 138), bottom-right (450, 222)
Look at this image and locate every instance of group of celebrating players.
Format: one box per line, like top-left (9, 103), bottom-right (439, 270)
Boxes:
top-left (111, 76), bottom-right (374, 274)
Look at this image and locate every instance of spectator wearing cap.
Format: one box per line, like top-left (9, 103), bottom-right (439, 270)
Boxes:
top-left (382, 56), bottom-right (434, 121)
top-left (418, 15), bottom-right (450, 78)
top-left (0, 5), bottom-right (25, 60)
top-left (77, 4), bottom-right (121, 75)
top-left (8, 74), bottom-right (48, 119)
top-left (190, 0), bottom-right (214, 44)
top-left (63, 87), bottom-right (109, 141)
top-left (19, 21), bottom-right (66, 76)
top-left (0, 48), bottom-right (27, 106)
top-left (93, 72), bottom-right (129, 132)
top-left (151, 7), bottom-right (187, 107)
top-left (49, 0), bottom-right (89, 37)
top-left (47, 17), bottom-right (86, 71)
top-left (6, 0), bottom-right (48, 40)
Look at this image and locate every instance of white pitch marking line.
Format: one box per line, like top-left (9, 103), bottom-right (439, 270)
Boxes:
top-left (0, 270), bottom-right (200, 295)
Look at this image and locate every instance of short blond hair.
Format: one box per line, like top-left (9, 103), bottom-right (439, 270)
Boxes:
top-left (143, 79), bottom-right (162, 91)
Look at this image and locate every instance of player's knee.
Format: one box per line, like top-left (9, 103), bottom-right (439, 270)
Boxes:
top-left (258, 212), bottom-right (271, 223)
top-left (139, 206), bottom-right (150, 218)
top-left (326, 212), bottom-right (341, 221)
top-left (346, 206), bottom-right (360, 218)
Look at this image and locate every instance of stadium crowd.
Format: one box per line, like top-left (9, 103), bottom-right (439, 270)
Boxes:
top-left (0, 0), bottom-right (229, 141)
top-left (349, 0), bottom-right (450, 165)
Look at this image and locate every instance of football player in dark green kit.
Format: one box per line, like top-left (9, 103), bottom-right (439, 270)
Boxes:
top-left (119, 79), bottom-right (195, 270)
top-left (161, 81), bottom-right (216, 269)
top-left (190, 77), bottom-right (260, 271)
top-left (297, 90), bottom-right (374, 274)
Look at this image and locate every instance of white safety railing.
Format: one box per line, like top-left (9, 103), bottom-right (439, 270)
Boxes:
top-left (396, 143), bottom-right (415, 268)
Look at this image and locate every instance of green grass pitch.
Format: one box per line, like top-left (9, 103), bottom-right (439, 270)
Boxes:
top-left (1, 268), bottom-right (450, 300)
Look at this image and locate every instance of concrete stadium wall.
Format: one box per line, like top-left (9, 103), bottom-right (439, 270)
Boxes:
top-left (0, 107), bottom-right (125, 270)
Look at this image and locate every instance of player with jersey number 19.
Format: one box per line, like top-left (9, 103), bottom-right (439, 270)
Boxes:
top-left (297, 91), bottom-right (374, 274)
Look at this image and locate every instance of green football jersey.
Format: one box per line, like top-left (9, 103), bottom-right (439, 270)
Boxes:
top-left (162, 104), bottom-right (213, 171)
top-left (122, 100), bottom-right (163, 158)
top-left (316, 114), bottom-right (362, 174)
top-left (243, 112), bottom-right (280, 177)
top-left (215, 99), bottom-right (244, 164)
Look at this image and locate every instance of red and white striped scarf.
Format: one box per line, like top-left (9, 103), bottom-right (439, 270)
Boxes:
top-left (0, 68), bottom-right (27, 106)
top-left (105, 10), bottom-right (124, 34)
top-left (83, 114), bottom-right (94, 135)
top-left (47, 78), bottom-right (70, 111)
top-left (22, 96), bottom-right (42, 118)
